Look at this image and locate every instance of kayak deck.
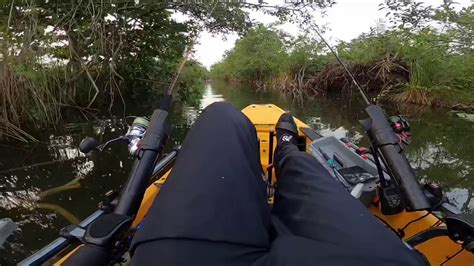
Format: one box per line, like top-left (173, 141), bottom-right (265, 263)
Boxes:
top-left (241, 104), bottom-right (472, 265)
top-left (37, 104), bottom-right (472, 266)
top-left (133, 104), bottom-right (471, 265)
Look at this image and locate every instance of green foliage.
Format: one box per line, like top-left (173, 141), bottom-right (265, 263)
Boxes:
top-left (383, 0), bottom-right (433, 30)
top-left (211, 26), bottom-right (328, 82)
top-left (212, 2), bottom-right (473, 107)
top-left (0, 59), bottom-right (64, 140)
top-left (0, 0), bottom-right (258, 138)
top-left (344, 26), bottom-right (472, 105)
top-left (176, 60), bottom-right (209, 105)
top-left (383, 1), bottom-right (472, 88)
top-left (285, 35), bottom-right (327, 75)
top-left (337, 33), bottom-right (396, 64)
top-left (0, 0), bottom-right (336, 139)
top-left (211, 26), bottom-right (288, 82)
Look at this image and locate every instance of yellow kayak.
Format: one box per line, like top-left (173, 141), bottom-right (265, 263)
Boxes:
top-left (134, 104), bottom-right (472, 265)
top-left (23, 104), bottom-right (473, 265)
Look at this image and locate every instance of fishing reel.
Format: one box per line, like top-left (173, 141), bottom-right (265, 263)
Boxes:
top-left (79, 117), bottom-right (150, 156)
top-left (388, 115), bottom-right (411, 145)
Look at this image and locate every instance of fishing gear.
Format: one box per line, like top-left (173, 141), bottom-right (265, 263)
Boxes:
top-left (78, 116), bottom-right (150, 156)
top-left (39, 2), bottom-right (221, 265)
top-left (308, 22), bottom-right (430, 212)
top-left (309, 19), bottom-right (473, 253)
top-left (388, 115), bottom-right (412, 145)
top-left (312, 18), bottom-right (474, 251)
top-left (310, 24), bottom-right (371, 106)
top-left (318, 147), bottom-right (351, 188)
top-left (56, 98), bottom-right (171, 266)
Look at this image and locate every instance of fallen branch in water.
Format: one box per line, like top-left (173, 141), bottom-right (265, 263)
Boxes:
top-left (37, 203), bottom-right (80, 224)
top-left (39, 175), bottom-right (82, 199)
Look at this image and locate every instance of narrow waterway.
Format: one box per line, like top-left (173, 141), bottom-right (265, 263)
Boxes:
top-left (0, 81), bottom-right (472, 264)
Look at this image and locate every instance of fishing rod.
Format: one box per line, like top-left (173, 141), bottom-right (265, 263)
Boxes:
top-left (44, 3), bottom-right (220, 265)
top-left (112, 13), bottom-right (213, 217)
top-left (310, 24), bottom-right (372, 106)
top-left (297, 12), bottom-right (473, 258)
top-left (307, 22), bottom-right (431, 212)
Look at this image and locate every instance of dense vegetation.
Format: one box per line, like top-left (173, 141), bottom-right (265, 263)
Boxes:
top-left (0, 0), bottom-right (334, 141)
top-left (211, 1), bottom-right (474, 109)
top-left (2, 0), bottom-right (472, 140)
top-left (0, 1), bottom-right (234, 141)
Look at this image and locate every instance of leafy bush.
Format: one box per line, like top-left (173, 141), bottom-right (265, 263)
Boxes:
top-left (211, 26), bottom-right (288, 82)
top-left (212, 2), bottom-right (473, 108)
top-left (177, 60), bottom-right (209, 105)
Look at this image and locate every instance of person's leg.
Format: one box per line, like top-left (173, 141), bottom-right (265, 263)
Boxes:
top-left (270, 143), bottom-right (426, 265)
top-left (131, 102), bottom-right (270, 265)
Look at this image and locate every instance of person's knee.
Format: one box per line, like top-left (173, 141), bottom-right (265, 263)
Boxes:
top-left (203, 102), bottom-right (236, 115)
top-left (276, 145), bottom-right (331, 176)
top-left (275, 145), bottom-right (305, 165)
top-left (203, 102), bottom-right (253, 129)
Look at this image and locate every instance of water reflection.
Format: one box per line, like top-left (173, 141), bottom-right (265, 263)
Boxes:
top-left (0, 189), bottom-right (40, 210)
top-left (0, 116), bottom-right (133, 264)
top-left (200, 83), bottom-right (225, 108)
top-left (409, 143), bottom-right (471, 174)
top-left (182, 83), bottom-right (225, 125)
top-left (448, 188), bottom-right (473, 213)
top-left (48, 135), bottom-right (82, 161)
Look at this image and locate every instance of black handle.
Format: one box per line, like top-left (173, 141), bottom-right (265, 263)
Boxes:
top-left (160, 95), bottom-right (172, 112)
top-left (115, 109), bottom-right (169, 216)
top-left (64, 109), bottom-right (170, 265)
top-left (363, 105), bottom-right (430, 211)
top-left (79, 137), bottom-right (101, 154)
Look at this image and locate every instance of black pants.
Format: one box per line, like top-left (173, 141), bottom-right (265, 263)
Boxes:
top-left (131, 102), bottom-right (425, 266)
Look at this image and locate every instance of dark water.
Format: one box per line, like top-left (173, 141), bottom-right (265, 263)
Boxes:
top-left (0, 81), bottom-right (472, 264)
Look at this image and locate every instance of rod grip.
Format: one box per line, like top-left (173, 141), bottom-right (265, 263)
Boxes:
top-left (114, 109), bottom-right (169, 216)
top-left (160, 95), bottom-right (172, 112)
top-left (364, 105), bottom-right (431, 211)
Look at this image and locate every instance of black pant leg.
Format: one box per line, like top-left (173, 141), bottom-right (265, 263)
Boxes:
top-left (269, 144), bottom-right (426, 265)
top-left (131, 102), bottom-right (270, 265)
